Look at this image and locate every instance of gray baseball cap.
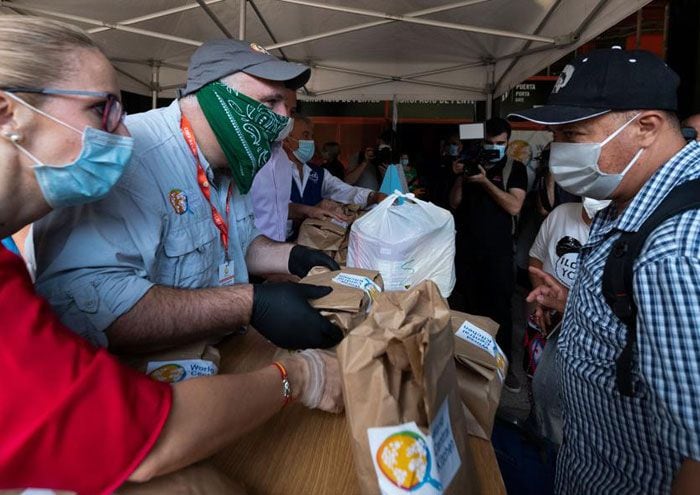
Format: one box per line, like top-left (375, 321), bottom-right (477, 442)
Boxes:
top-left (180, 39), bottom-right (311, 97)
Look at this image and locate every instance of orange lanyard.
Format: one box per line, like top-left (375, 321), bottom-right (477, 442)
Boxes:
top-left (180, 116), bottom-right (233, 255)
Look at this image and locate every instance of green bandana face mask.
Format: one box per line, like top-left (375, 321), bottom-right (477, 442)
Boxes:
top-left (196, 81), bottom-right (292, 194)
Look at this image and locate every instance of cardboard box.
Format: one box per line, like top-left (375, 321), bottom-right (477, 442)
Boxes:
top-left (300, 267), bottom-right (383, 335)
top-left (450, 310), bottom-right (507, 440)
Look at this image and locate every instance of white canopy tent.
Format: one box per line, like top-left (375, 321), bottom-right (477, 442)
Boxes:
top-left (0, 0), bottom-right (652, 107)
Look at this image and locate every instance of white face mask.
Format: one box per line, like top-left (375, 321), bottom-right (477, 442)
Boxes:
top-left (549, 113), bottom-right (643, 199)
top-left (582, 197), bottom-right (611, 219)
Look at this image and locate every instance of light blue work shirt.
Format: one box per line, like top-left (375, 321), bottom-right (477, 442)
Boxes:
top-left (32, 100), bottom-right (260, 347)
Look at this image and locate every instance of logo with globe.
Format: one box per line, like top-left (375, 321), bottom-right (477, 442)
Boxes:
top-left (376, 430), bottom-right (443, 491)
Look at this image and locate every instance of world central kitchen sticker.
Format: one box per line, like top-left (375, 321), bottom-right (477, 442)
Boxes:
top-left (332, 272), bottom-right (382, 301)
top-left (146, 359), bottom-right (218, 383)
top-left (455, 320), bottom-right (508, 381)
top-left (367, 399), bottom-right (460, 494)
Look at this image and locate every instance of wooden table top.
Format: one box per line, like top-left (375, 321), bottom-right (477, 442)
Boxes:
top-left (212, 330), bottom-right (506, 495)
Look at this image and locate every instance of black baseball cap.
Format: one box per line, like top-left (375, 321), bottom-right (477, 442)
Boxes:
top-left (180, 39), bottom-right (310, 97)
top-left (508, 47), bottom-right (680, 125)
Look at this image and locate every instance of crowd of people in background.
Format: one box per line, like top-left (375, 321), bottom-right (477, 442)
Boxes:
top-left (2, 13), bottom-right (700, 495)
top-left (292, 66), bottom-right (700, 494)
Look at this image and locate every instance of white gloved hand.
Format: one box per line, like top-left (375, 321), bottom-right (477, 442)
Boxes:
top-left (296, 349), bottom-right (343, 413)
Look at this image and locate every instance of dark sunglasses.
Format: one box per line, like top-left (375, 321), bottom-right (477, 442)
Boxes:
top-left (1, 87), bottom-right (125, 133)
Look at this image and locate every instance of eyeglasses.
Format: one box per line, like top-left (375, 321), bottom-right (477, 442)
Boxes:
top-left (1, 87), bottom-right (125, 133)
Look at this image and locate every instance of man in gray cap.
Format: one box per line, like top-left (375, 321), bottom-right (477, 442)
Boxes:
top-left (514, 47), bottom-right (700, 494)
top-left (32, 39), bottom-right (343, 353)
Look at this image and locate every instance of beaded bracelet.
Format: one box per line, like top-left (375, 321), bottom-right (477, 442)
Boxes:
top-left (272, 361), bottom-right (292, 407)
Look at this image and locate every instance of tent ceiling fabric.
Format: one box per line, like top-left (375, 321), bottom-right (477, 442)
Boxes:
top-left (0, 0), bottom-right (652, 102)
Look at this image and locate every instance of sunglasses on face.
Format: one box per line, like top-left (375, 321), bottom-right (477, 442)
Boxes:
top-left (0, 87), bottom-right (125, 133)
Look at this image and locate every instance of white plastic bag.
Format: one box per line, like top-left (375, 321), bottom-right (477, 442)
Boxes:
top-left (347, 191), bottom-right (456, 297)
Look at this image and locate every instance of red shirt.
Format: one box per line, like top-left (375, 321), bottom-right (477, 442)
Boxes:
top-left (0, 247), bottom-right (172, 494)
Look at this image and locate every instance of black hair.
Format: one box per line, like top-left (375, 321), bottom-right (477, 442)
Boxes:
top-left (484, 118), bottom-right (512, 139)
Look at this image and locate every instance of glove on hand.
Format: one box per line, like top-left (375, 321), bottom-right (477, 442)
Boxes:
top-left (251, 282), bottom-right (343, 349)
top-left (288, 245), bottom-right (340, 278)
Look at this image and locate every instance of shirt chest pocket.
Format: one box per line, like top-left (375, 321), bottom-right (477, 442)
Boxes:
top-left (156, 220), bottom-right (219, 288)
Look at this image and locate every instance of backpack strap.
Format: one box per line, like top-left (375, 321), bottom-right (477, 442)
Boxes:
top-left (502, 156), bottom-right (514, 192)
top-left (602, 178), bottom-right (700, 396)
top-left (501, 157), bottom-right (519, 235)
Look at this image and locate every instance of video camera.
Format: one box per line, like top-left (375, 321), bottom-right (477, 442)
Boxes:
top-left (456, 123), bottom-right (501, 176)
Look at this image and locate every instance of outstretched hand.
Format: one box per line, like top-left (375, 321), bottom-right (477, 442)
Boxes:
top-left (526, 266), bottom-right (569, 331)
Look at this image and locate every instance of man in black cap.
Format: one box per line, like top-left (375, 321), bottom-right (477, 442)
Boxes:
top-left (512, 47), bottom-right (700, 494)
top-left (32, 39), bottom-right (344, 353)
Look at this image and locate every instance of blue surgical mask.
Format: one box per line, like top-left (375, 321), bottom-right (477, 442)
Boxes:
top-left (293, 139), bottom-right (315, 164)
top-left (6, 93), bottom-right (133, 209)
top-left (483, 143), bottom-right (506, 162)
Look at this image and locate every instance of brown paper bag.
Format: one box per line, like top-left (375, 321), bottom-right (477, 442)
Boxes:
top-left (338, 281), bottom-right (479, 495)
top-left (450, 310), bottom-right (506, 440)
top-left (300, 266), bottom-right (383, 334)
top-left (296, 205), bottom-right (365, 266)
top-left (334, 234), bottom-right (349, 266)
top-left (119, 341), bottom-right (221, 384)
top-left (296, 218), bottom-right (347, 252)
top-left (341, 203), bottom-right (365, 223)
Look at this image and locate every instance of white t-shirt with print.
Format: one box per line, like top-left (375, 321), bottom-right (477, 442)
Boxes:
top-left (529, 202), bottom-right (590, 288)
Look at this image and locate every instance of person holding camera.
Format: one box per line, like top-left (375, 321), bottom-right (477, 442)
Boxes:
top-left (449, 117), bottom-right (527, 392)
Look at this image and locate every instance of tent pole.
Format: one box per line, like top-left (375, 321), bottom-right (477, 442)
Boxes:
top-left (0, 4), bottom-right (203, 46)
top-left (151, 61), bottom-right (161, 109)
top-left (403, 61), bottom-right (485, 79)
top-left (307, 60), bottom-right (487, 97)
top-left (314, 61), bottom-right (485, 82)
top-left (239, 0), bottom-right (247, 39)
top-left (87, 0), bottom-right (225, 35)
top-left (493, 0), bottom-right (565, 95)
top-left (266, 0), bottom-right (489, 51)
top-left (635, 8), bottom-right (643, 49)
top-left (485, 63), bottom-right (495, 118)
top-left (248, 1), bottom-right (292, 61)
top-left (662, 2), bottom-right (670, 60)
top-left (196, 0), bottom-right (233, 38)
top-left (271, 0), bottom-right (556, 44)
top-left (574, 0), bottom-right (610, 39)
top-left (112, 58), bottom-right (188, 71)
top-left (313, 63), bottom-right (485, 93)
top-left (248, 0), bottom-right (309, 93)
top-left (313, 77), bottom-right (484, 97)
top-left (114, 66), bottom-right (151, 90)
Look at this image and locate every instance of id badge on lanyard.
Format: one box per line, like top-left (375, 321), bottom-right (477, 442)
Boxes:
top-left (218, 259), bottom-right (235, 285)
top-left (181, 116), bottom-right (236, 286)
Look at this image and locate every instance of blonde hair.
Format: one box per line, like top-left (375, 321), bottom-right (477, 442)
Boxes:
top-left (0, 16), bottom-right (99, 101)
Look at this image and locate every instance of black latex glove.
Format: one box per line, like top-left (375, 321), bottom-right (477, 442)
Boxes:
top-left (288, 244), bottom-right (340, 277)
top-left (251, 282), bottom-right (343, 349)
